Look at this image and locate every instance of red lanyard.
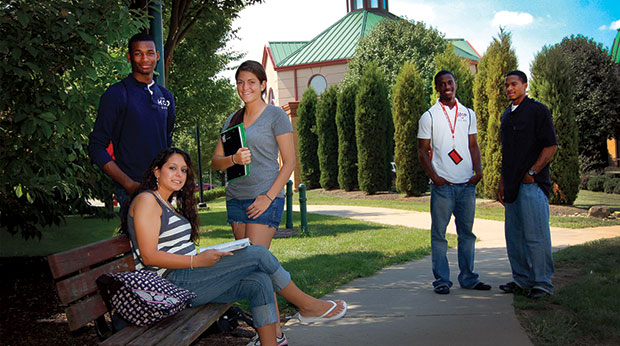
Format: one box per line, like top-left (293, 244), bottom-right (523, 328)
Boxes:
top-left (440, 102), bottom-right (458, 142)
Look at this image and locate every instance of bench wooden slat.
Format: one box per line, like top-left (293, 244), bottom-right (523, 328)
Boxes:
top-left (48, 235), bottom-right (131, 279)
top-left (65, 294), bottom-right (108, 331)
top-left (56, 255), bottom-right (134, 304)
top-left (100, 308), bottom-right (200, 346)
top-left (99, 325), bottom-right (145, 346)
top-left (100, 303), bottom-right (232, 346)
top-left (156, 303), bottom-right (232, 346)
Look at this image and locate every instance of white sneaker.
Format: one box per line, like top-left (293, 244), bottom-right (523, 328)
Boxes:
top-left (247, 332), bottom-right (288, 346)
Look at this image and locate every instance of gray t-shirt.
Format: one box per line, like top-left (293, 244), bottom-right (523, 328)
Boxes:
top-left (222, 105), bottom-right (293, 200)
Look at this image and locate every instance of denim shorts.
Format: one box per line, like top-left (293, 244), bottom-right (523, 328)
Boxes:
top-left (226, 197), bottom-right (285, 229)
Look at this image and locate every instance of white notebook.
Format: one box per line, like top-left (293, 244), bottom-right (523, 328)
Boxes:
top-left (199, 238), bottom-right (251, 253)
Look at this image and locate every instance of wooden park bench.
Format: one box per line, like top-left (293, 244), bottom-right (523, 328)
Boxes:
top-left (47, 234), bottom-right (232, 346)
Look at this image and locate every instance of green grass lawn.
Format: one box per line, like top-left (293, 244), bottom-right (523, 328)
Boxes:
top-left (514, 237), bottom-right (620, 346)
top-left (573, 189), bottom-right (620, 212)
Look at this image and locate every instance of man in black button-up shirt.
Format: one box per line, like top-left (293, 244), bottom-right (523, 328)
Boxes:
top-left (497, 70), bottom-right (557, 299)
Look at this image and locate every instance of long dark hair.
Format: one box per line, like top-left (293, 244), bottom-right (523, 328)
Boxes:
top-left (226, 60), bottom-right (268, 130)
top-left (120, 148), bottom-right (200, 242)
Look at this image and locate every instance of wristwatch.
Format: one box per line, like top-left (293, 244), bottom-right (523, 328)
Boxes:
top-left (528, 169), bottom-right (536, 176)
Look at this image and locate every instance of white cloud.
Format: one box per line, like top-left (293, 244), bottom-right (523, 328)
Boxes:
top-left (599, 19), bottom-right (620, 30)
top-left (492, 11), bottom-right (534, 27)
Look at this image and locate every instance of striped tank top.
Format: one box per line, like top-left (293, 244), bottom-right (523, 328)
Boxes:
top-left (127, 190), bottom-right (197, 277)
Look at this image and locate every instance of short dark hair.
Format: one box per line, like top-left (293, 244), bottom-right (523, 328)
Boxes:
top-left (128, 33), bottom-right (156, 53)
top-left (434, 70), bottom-right (455, 86)
top-left (506, 70), bottom-right (527, 84)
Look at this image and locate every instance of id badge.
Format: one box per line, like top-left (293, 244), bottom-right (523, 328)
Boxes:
top-left (448, 149), bottom-right (463, 165)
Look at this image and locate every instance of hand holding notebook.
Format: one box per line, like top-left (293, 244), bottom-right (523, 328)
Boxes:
top-left (221, 123), bottom-right (250, 181)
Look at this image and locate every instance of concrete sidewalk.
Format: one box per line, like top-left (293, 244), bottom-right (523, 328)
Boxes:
top-left (283, 205), bottom-right (620, 346)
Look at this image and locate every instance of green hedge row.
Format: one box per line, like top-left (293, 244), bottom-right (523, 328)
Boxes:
top-left (584, 175), bottom-right (620, 194)
top-left (195, 186), bottom-right (227, 202)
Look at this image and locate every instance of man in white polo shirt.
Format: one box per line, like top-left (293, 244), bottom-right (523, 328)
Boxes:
top-left (417, 70), bottom-right (490, 295)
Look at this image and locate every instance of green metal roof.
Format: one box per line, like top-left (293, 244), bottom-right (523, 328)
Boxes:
top-left (611, 29), bottom-right (620, 64)
top-left (277, 9), bottom-right (398, 67)
top-left (268, 41), bottom-right (308, 66)
top-left (269, 10), bottom-right (480, 68)
top-left (447, 38), bottom-right (481, 61)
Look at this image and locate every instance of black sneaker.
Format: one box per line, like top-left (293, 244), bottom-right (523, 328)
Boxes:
top-left (499, 282), bottom-right (518, 293)
top-left (473, 282), bottom-right (492, 290)
top-left (434, 285), bottom-right (450, 294)
top-left (527, 288), bottom-right (550, 299)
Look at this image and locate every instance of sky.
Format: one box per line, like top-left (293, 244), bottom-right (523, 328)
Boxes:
top-left (220, 0), bottom-right (619, 81)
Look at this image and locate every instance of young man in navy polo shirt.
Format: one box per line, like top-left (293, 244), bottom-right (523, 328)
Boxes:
top-left (418, 70), bottom-right (490, 295)
top-left (497, 70), bottom-right (557, 299)
top-left (88, 33), bottom-right (175, 204)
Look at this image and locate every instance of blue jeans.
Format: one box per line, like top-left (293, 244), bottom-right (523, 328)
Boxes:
top-left (226, 197), bottom-right (285, 229)
top-left (166, 245), bottom-right (291, 328)
top-left (430, 183), bottom-right (480, 288)
top-left (115, 187), bottom-right (130, 206)
top-left (505, 183), bottom-right (554, 294)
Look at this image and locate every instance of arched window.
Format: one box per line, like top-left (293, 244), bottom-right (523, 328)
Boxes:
top-left (308, 74), bottom-right (327, 95)
top-left (268, 88), bottom-right (275, 105)
top-left (371, 0), bottom-right (378, 8)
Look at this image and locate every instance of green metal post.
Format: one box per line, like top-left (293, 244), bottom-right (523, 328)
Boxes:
top-left (148, 0), bottom-right (165, 86)
top-left (286, 180), bottom-right (293, 229)
top-left (298, 184), bottom-right (308, 235)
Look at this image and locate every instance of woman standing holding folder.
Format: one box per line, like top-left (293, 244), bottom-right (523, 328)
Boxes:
top-left (211, 60), bottom-right (295, 346)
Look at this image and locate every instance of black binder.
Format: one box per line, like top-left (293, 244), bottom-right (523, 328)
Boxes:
top-left (221, 123), bottom-right (250, 181)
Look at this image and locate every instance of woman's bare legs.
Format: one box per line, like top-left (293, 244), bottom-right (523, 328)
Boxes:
top-left (232, 223), bottom-right (283, 341)
top-left (256, 323), bottom-right (277, 346)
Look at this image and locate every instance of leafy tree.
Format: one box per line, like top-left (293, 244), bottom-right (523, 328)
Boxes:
top-left (479, 29), bottom-right (518, 199)
top-left (166, 11), bottom-right (241, 182)
top-left (316, 85), bottom-right (339, 189)
top-left (530, 46), bottom-right (580, 205)
top-left (336, 82), bottom-right (358, 191)
top-left (343, 17), bottom-right (446, 104)
top-left (356, 62), bottom-right (391, 194)
top-left (556, 35), bottom-right (620, 172)
top-left (297, 87), bottom-right (320, 188)
top-left (393, 62), bottom-right (428, 196)
top-left (127, 0), bottom-right (263, 82)
top-left (431, 43), bottom-right (475, 108)
top-left (0, 1), bottom-right (148, 238)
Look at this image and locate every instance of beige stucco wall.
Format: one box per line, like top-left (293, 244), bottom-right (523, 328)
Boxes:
top-left (295, 63), bottom-right (348, 100)
top-left (266, 62), bottom-right (349, 106)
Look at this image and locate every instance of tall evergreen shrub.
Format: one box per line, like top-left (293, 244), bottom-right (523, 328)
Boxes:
top-left (393, 62), bottom-right (428, 196)
top-left (356, 63), bottom-right (392, 194)
top-left (297, 87), bottom-right (320, 188)
top-left (336, 82), bottom-right (358, 191)
top-left (481, 29), bottom-right (518, 199)
top-left (530, 46), bottom-right (580, 205)
top-left (316, 85), bottom-right (339, 189)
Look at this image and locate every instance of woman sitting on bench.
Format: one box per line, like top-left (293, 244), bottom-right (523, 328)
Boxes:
top-left (121, 147), bottom-right (347, 346)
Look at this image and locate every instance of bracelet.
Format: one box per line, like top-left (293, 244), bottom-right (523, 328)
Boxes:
top-left (264, 194), bottom-right (273, 202)
top-left (231, 155), bottom-right (236, 165)
top-left (190, 255), bottom-right (194, 270)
